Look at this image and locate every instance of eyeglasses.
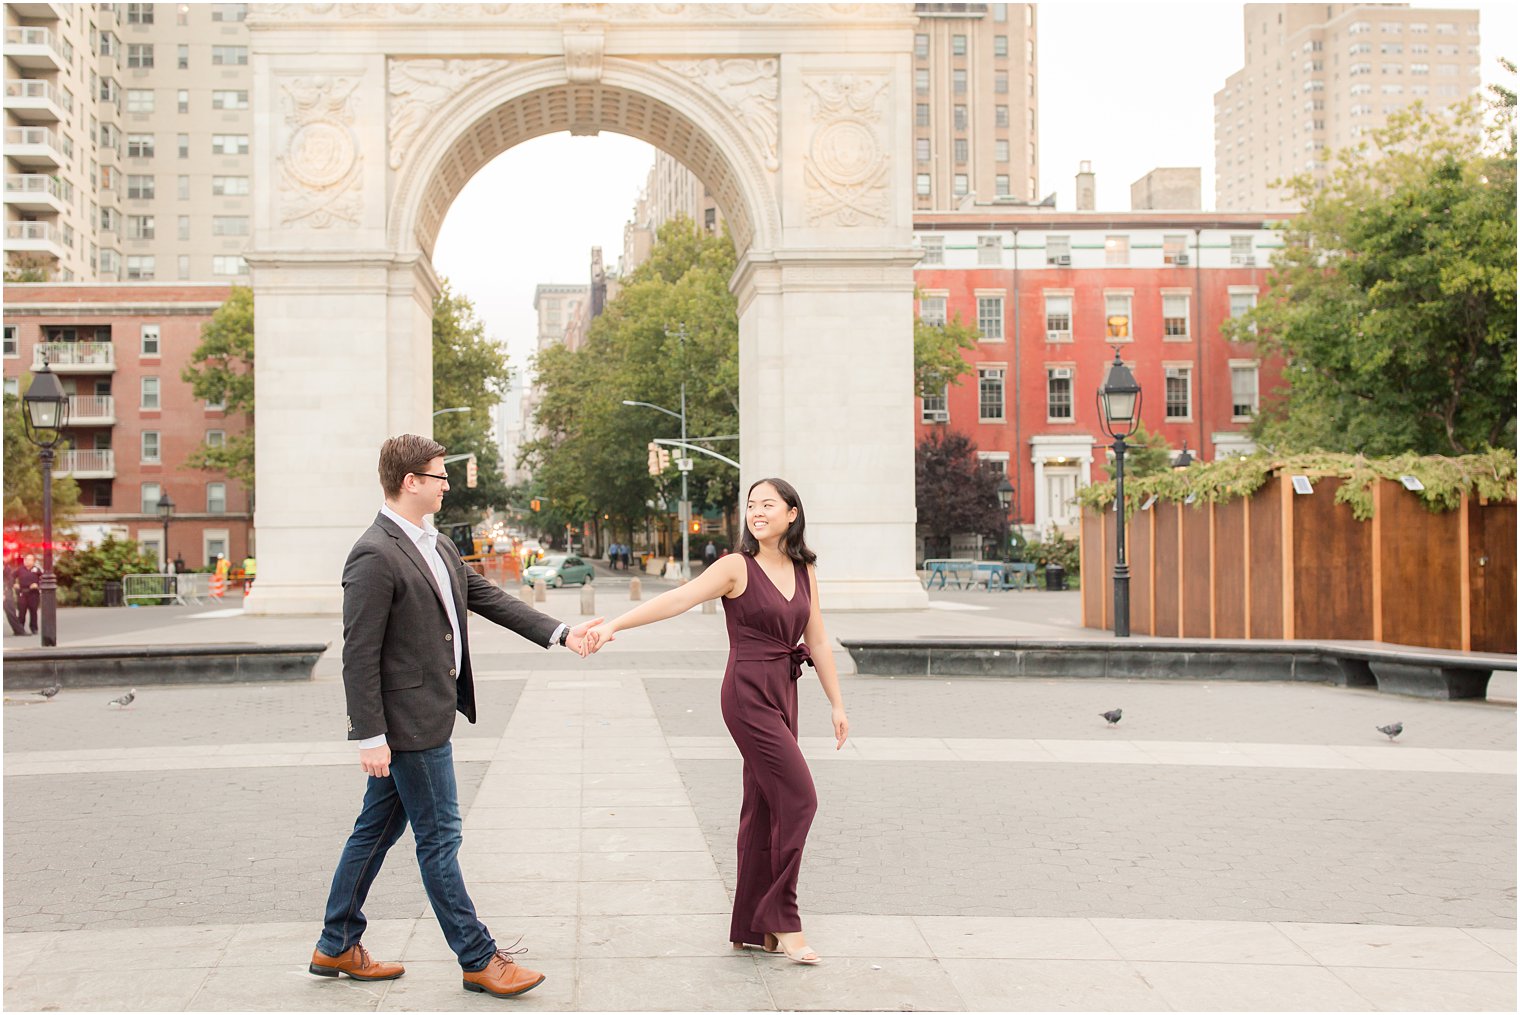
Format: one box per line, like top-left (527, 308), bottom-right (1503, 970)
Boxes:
top-left (412, 471), bottom-right (449, 482)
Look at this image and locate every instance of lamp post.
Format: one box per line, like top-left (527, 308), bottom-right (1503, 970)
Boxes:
top-left (21, 358), bottom-right (69, 647)
top-left (996, 474), bottom-right (1015, 560)
top-left (156, 493), bottom-right (175, 569)
top-left (1173, 441), bottom-right (1194, 469)
top-left (1097, 349), bottom-right (1142, 638)
top-left (432, 406), bottom-right (470, 419)
top-left (622, 394), bottom-right (690, 580)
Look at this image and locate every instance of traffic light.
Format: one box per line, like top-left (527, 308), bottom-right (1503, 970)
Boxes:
top-left (689, 519), bottom-right (702, 535)
top-left (465, 455), bottom-right (478, 489)
top-left (658, 446), bottom-right (671, 472)
top-left (530, 498), bottom-right (541, 512)
top-left (647, 442), bottom-right (660, 476)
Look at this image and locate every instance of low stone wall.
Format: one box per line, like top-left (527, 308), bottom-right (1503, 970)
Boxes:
top-left (2, 643), bottom-right (328, 690)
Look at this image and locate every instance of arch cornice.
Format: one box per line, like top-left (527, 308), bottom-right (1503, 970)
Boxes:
top-left (387, 55), bottom-right (782, 260)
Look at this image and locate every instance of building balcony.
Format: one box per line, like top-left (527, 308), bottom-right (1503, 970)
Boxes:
top-left (4, 174), bottom-right (66, 214)
top-left (9, 3), bottom-right (65, 20)
top-left (53, 449), bottom-right (115, 479)
top-left (4, 126), bottom-right (66, 169)
top-left (67, 395), bottom-right (116, 426)
top-left (3, 80), bottom-right (66, 123)
top-left (4, 27), bottom-right (67, 73)
top-left (33, 341), bottom-right (115, 373)
top-left (4, 220), bottom-right (64, 260)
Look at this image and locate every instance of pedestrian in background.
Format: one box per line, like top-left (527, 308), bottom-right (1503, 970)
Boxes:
top-left (583, 478), bottom-right (848, 964)
top-left (15, 554), bottom-right (42, 636)
top-left (4, 555), bottom-right (26, 636)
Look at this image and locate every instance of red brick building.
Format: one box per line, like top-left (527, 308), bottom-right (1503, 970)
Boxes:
top-left (3, 283), bottom-right (252, 568)
top-left (913, 210), bottom-right (1284, 540)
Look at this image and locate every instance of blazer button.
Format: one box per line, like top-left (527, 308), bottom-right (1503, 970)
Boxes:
top-left (445, 633), bottom-right (453, 642)
top-left (448, 667), bottom-right (457, 677)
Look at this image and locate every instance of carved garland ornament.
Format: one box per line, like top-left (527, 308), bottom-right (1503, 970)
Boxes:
top-left (801, 74), bottom-right (890, 227)
top-left (659, 58), bottom-right (779, 171)
top-left (278, 76), bottom-right (363, 228)
top-left (252, 4), bottom-right (885, 22)
top-left (388, 58), bottom-right (512, 169)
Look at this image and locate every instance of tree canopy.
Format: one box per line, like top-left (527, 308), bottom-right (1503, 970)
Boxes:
top-left (1235, 89), bottom-right (1516, 455)
top-left (3, 389), bottom-right (80, 535)
top-left (914, 428), bottom-right (1004, 550)
top-left (913, 295), bottom-right (979, 397)
top-left (181, 285), bottom-right (255, 486)
top-left (432, 281), bottom-right (515, 524)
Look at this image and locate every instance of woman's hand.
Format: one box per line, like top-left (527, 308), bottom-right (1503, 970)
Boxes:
top-left (832, 705), bottom-right (849, 750)
top-left (583, 623), bottom-right (616, 656)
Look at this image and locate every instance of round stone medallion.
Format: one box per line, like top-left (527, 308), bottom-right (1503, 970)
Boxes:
top-left (810, 118), bottom-right (880, 186)
top-left (284, 121), bottom-right (356, 190)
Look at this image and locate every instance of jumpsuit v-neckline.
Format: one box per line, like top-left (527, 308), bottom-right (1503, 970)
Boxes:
top-left (719, 552), bottom-right (817, 945)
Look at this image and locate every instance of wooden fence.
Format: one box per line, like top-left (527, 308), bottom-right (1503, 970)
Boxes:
top-left (1080, 475), bottom-right (1516, 653)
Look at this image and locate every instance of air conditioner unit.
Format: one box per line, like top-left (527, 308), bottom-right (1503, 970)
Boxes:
top-left (1165, 366), bottom-right (1188, 379)
top-left (924, 409), bottom-right (948, 423)
top-left (1054, 254), bottom-right (1071, 266)
top-left (1242, 255), bottom-right (1257, 266)
top-left (1050, 367), bottom-right (1072, 380)
top-left (1175, 253), bottom-right (1190, 266)
top-left (1046, 330), bottom-right (1070, 342)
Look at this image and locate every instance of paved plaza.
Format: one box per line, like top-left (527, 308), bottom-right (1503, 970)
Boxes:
top-left (2, 580), bottom-right (1515, 1011)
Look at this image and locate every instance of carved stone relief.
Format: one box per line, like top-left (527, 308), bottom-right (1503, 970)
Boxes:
top-left (278, 75), bottom-right (364, 229)
top-left (562, 8), bottom-right (607, 85)
top-left (659, 58), bottom-right (778, 171)
top-left (388, 58), bottom-right (511, 169)
top-left (252, 4), bottom-right (891, 23)
top-left (801, 74), bottom-right (890, 227)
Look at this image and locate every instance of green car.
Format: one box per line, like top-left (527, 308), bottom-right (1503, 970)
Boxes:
top-left (522, 554), bottom-right (595, 588)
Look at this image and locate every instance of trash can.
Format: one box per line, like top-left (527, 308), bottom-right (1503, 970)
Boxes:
top-left (1044, 563), bottom-right (1067, 592)
top-left (103, 580), bottom-right (124, 607)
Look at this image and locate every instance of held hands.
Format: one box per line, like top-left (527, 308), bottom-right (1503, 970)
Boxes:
top-left (832, 705), bottom-right (849, 750)
top-left (566, 617), bottom-right (606, 658)
top-left (358, 743), bottom-right (391, 778)
top-left (582, 623), bottom-right (616, 656)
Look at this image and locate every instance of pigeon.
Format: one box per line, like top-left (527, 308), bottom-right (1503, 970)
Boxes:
top-left (1100, 708), bottom-right (1123, 726)
top-left (107, 689), bottom-right (136, 709)
top-left (36, 683), bottom-right (60, 701)
top-left (1376, 722), bottom-right (1403, 741)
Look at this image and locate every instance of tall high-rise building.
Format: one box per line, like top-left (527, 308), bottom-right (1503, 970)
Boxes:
top-left (913, 2), bottom-right (1038, 210)
top-left (4, 1), bottom-right (253, 283)
top-left (1215, 3), bottom-right (1481, 211)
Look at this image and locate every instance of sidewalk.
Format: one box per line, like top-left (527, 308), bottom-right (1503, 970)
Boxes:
top-left (3, 585), bottom-right (1515, 1011)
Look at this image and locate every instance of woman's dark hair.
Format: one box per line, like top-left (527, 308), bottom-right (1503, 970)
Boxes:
top-left (739, 477), bottom-right (817, 565)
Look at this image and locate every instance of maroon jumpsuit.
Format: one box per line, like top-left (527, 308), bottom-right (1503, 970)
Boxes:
top-left (720, 552), bottom-right (817, 946)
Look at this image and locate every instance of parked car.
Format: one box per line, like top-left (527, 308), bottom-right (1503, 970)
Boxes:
top-left (522, 554), bottom-right (595, 588)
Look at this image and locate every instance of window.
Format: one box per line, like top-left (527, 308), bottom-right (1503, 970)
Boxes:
top-left (127, 174), bottom-right (155, 199)
top-left (126, 43), bottom-right (154, 68)
top-left (919, 294), bottom-right (946, 327)
top-left (177, 89), bottom-right (189, 113)
top-left (915, 69), bottom-right (929, 94)
top-left (1045, 294), bottom-right (1072, 341)
top-left (1229, 289), bottom-right (1257, 330)
top-left (174, 215), bottom-right (189, 241)
top-left (954, 105), bottom-right (968, 130)
top-left (211, 134), bottom-right (250, 155)
top-left (954, 174), bottom-right (969, 196)
top-left (211, 46), bottom-right (248, 66)
top-left (177, 133), bottom-right (189, 158)
top-left (125, 3), bottom-right (155, 24)
top-left (126, 256), bottom-right (156, 280)
top-left (1105, 235), bottom-right (1129, 265)
top-left (212, 175), bottom-right (250, 196)
top-left (978, 366), bottom-right (1005, 422)
top-left (914, 33), bottom-right (928, 59)
top-left (994, 71), bottom-right (1008, 94)
top-left (141, 482), bottom-right (162, 515)
top-left (915, 138), bottom-right (931, 163)
top-left (127, 89), bottom-right (155, 113)
top-left (977, 235), bottom-right (1000, 266)
top-left (915, 103), bottom-right (929, 127)
top-left (994, 35), bottom-right (1008, 57)
top-left (4, 377), bottom-right (19, 397)
top-left (206, 430), bottom-right (226, 448)
top-left (141, 324), bottom-right (160, 356)
top-left (915, 173), bottom-right (931, 197)
top-left (1165, 367), bottom-right (1192, 420)
top-left (952, 34), bottom-right (967, 56)
top-left (177, 174), bottom-right (190, 200)
top-left (212, 256), bottom-right (246, 276)
top-left (211, 90), bottom-right (248, 110)
top-left (953, 69), bottom-right (967, 94)
top-left (3, 326), bottom-right (18, 358)
top-left (954, 138), bottom-right (969, 164)
top-left (1105, 293), bottom-right (1132, 339)
top-left (994, 139), bottom-right (1009, 162)
top-left (178, 2), bottom-right (189, 25)
top-left (141, 430), bottom-right (161, 464)
top-left (921, 385), bottom-right (948, 423)
top-left (1411, 63), bottom-right (1429, 76)
top-left (995, 105), bottom-right (1009, 128)
top-left (977, 295), bottom-right (1004, 340)
top-left (1047, 368), bottom-right (1073, 420)
top-left (126, 133), bottom-right (154, 157)
top-left (141, 376), bottom-right (161, 410)
top-left (1230, 235), bottom-right (1255, 265)
top-left (1162, 294), bottom-right (1190, 338)
top-left (1046, 235), bottom-right (1070, 265)
top-left (177, 44), bottom-right (188, 70)
top-left (127, 215), bottom-right (155, 239)
top-left (1231, 364), bottom-right (1259, 418)
top-left (207, 482), bottom-right (227, 515)
top-left (212, 216), bottom-right (249, 237)
top-left (178, 254), bottom-right (190, 279)
top-left (919, 235), bottom-right (944, 266)
top-left (211, 3), bottom-right (248, 21)
top-left (995, 174), bottom-right (1010, 196)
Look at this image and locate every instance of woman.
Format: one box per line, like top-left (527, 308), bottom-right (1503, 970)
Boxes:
top-left (585, 478), bottom-right (848, 964)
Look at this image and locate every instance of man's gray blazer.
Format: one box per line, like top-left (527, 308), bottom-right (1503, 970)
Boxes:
top-left (341, 512), bottom-right (561, 752)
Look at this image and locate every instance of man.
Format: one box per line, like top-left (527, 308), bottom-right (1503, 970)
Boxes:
top-left (15, 553), bottom-right (42, 635)
top-left (310, 435), bottom-right (601, 999)
top-left (4, 555), bottom-right (26, 636)
top-left (241, 554), bottom-right (256, 589)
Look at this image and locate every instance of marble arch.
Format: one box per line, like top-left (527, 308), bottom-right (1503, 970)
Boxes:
top-left (244, 3), bottom-right (927, 613)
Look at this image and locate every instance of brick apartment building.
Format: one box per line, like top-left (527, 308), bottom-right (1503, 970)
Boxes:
top-left (913, 210), bottom-right (1283, 539)
top-left (3, 283), bottom-right (251, 568)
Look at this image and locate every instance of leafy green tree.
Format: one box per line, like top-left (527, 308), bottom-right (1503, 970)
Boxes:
top-left (3, 390), bottom-right (80, 536)
top-left (914, 292), bottom-right (978, 397)
top-left (914, 428), bottom-right (1004, 556)
top-left (181, 286), bottom-right (255, 487)
top-left (1235, 95), bottom-right (1516, 455)
top-left (1100, 420), bottom-right (1174, 479)
top-left (432, 281), bottom-right (514, 524)
top-left (54, 534), bottom-right (158, 606)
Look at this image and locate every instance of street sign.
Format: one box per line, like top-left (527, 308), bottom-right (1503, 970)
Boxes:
top-left (677, 457), bottom-right (694, 472)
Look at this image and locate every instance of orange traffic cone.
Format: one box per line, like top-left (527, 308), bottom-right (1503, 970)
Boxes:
top-left (210, 573), bottom-right (226, 599)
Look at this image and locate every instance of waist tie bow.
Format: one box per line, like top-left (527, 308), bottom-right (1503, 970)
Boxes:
top-left (735, 635), bottom-right (814, 682)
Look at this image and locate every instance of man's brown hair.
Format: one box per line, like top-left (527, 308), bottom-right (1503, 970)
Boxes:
top-left (378, 434), bottom-right (447, 498)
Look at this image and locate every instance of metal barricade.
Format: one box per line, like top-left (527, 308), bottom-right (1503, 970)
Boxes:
top-left (122, 573), bottom-right (181, 606)
top-left (176, 572), bottom-right (214, 605)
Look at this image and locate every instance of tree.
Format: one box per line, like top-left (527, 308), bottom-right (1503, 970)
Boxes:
top-left (914, 293), bottom-right (978, 397)
top-left (3, 389), bottom-right (80, 536)
top-left (181, 286), bottom-right (255, 486)
top-left (54, 534), bottom-right (158, 606)
top-left (432, 281), bottom-right (514, 525)
top-left (1234, 95), bottom-right (1516, 455)
top-left (1100, 420), bottom-right (1174, 479)
top-left (914, 429), bottom-right (1004, 554)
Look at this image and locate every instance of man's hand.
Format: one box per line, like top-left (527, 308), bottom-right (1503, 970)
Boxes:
top-left (359, 743), bottom-right (391, 778)
top-left (565, 617), bottom-right (605, 657)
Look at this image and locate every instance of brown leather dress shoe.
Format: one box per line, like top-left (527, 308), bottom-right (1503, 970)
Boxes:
top-left (308, 943), bottom-right (405, 981)
top-left (462, 947), bottom-right (546, 998)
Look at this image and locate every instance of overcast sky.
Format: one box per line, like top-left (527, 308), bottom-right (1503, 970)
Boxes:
top-left (433, 1), bottom-right (1517, 382)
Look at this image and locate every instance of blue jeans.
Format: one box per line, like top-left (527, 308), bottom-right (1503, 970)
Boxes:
top-left (317, 742), bottom-right (496, 971)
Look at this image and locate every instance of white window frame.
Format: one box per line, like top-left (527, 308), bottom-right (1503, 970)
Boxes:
top-left (1046, 366), bottom-right (1074, 422)
top-left (977, 234), bottom-right (1001, 266)
top-left (1043, 291), bottom-right (1073, 343)
top-left (1164, 364), bottom-right (1193, 421)
top-left (206, 482), bottom-right (228, 515)
top-left (918, 234), bottom-right (944, 265)
top-left (141, 430), bottom-right (161, 464)
top-left (141, 376), bottom-right (160, 410)
top-left (1046, 235), bottom-right (1071, 265)
top-left (1161, 291), bottom-right (1191, 340)
top-left (140, 482), bottom-right (163, 515)
top-left (206, 429), bottom-right (226, 448)
top-left (978, 364), bottom-right (1006, 422)
top-left (140, 323), bottom-right (160, 357)
top-left (921, 384), bottom-right (949, 424)
top-left (976, 292), bottom-right (1004, 342)
top-left (1103, 291), bottom-right (1133, 342)
top-left (1230, 359), bottom-right (1260, 420)
top-left (918, 292), bottom-right (948, 328)
top-left (1105, 235), bottom-right (1130, 265)
top-left (3, 325), bottom-right (18, 359)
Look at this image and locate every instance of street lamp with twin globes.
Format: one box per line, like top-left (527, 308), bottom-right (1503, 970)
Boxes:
top-left (21, 359), bottom-right (69, 647)
top-left (1097, 349), bottom-right (1142, 638)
